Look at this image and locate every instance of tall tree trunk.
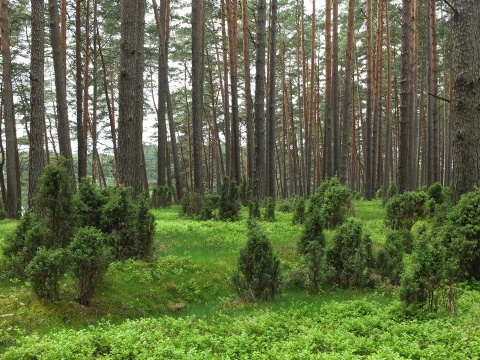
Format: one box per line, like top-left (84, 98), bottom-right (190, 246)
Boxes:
top-left (76, 0), bottom-right (85, 180)
top-left (118, 0), bottom-right (147, 197)
top-left (192, 0), bottom-right (205, 194)
top-left (332, 0), bottom-right (340, 176)
top-left (364, 0), bottom-right (374, 199)
top-left (426, 0), bottom-right (439, 186)
top-left (340, 0), bottom-right (355, 185)
top-left (48, 0), bottom-right (75, 189)
top-left (28, 0), bottom-right (46, 209)
top-left (265, 0), bottom-right (278, 198)
top-left (452, 0), bottom-right (480, 201)
top-left (399, 0), bottom-right (412, 193)
top-left (227, 0), bottom-right (241, 183)
top-left (323, 0), bottom-right (333, 180)
top-left (242, 0), bottom-right (254, 181)
top-left (153, 0), bottom-right (167, 186)
top-left (373, 0), bottom-right (384, 191)
top-left (1, 0), bottom-right (21, 218)
top-left (252, 0), bottom-right (267, 199)
top-left (382, 0), bottom-right (392, 197)
top-left (309, 0), bottom-right (317, 187)
top-left (220, 0), bottom-right (230, 179)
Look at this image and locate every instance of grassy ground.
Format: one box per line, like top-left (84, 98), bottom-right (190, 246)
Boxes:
top-left (1, 199), bottom-right (480, 358)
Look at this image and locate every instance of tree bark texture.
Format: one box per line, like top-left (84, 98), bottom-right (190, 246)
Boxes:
top-left (28, 0), bottom-right (46, 209)
top-left (452, 0), bottom-right (480, 201)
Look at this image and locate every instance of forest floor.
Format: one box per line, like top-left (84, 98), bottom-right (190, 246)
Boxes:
top-left (1, 200), bottom-right (480, 358)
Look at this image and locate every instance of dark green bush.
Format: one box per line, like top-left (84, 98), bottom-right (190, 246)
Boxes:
top-left (34, 158), bottom-right (75, 248)
top-left (441, 188), bottom-right (480, 281)
top-left (326, 218), bottom-right (373, 288)
top-left (199, 192), bottom-right (218, 221)
top-left (26, 247), bottom-right (67, 301)
top-left (385, 191), bottom-right (428, 230)
top-left (75, 178), bottom-right (107, 228)
top-left (134, 196), bottom-right (156, 261)
top-left (383, 182), bottom-right (398, 205)
top-left (277, 199), bottom-right (292, 213)
top-left (68, 227), bottom-right (110, 305)
top-left (309, 177), bottom-right (352, 229)
top-left (248, 198), bottom-right (261, 220)
top-left (292, 196), bottom-right (306, 225)
top-left (238, 176), bottom-right (252, 207)
top-left (219, 177), bottom-right (240, 221)
top-left (400, 225), bottom-right (454, 312)
top-left (151, 186), bottom-right (172, 208)
top-left (2, 212), bottom-right (45, 278)
top-left (263, 197), bottom-right (276, 222)
top-left (232, 221), bottom-right (280, 301)
top-left (298, 209), bottom-right (325, 292)
top-left (180, 191), bottom-right (204, 218)
top-left (101, 188), bottom-right (136, 260)
top-left (376, 230), bottom-right (413, 285)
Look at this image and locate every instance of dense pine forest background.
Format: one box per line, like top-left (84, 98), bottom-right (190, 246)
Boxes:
top-left (0, 0), bottom-right (478, 215)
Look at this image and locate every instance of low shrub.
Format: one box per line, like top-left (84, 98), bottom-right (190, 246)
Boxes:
top-left (376, 230), bottom-right (413, 285)
top-left (151, 186), bottom-right (172, 208)
top-left (263, 197), bottom-right (276, 222)
top-left (134, 196), bottom-right (156, 261)
top-left (26, 247), bottom-right (67, 301)
top-left (238, 176), bottom-right (252, 207)
top-left (385, 191), bottom-right (428, 230)
top-left (292, 196), bottom-right (306, 225)
top-left (68, 227), bottom-right (110, 305)
top-left (326, 218), bottom-right (373, 288)
top-left (232, 221), bottom-right (280, 301)
top-left (248, 198), bottom-right (261, 220)
top-left (219, 177), bottom-right (241, 221)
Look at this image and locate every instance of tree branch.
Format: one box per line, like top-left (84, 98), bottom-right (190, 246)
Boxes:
top-left (441, 0), bottom-right (459, 19)
top-left (428, 92), bottom-right (451, 103)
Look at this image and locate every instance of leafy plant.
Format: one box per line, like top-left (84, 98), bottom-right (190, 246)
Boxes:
top-left (68, 227), bottom-right (110, 305)
top-left (263, 197), bottom-right (276, 222)
top-left (232, 221), bottom-right (280, 301)
top-left (385, 191), bottom-right (428, 230)
top-left (26, 247), bottom-right (67, 301)
top-left (326, 218), bottom-right (373, 288)
top-left (219, 177), bottom-right (240, 221)
top-left (376, 230), bottom-right (413, 285)
top-left (248, 198), bottom-right (261, 220)
top-left (75, 178), bottom-right (107, 228)
top-left (292, 196), bottom-right (306, 225)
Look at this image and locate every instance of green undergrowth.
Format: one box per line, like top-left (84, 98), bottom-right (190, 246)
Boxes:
top-left (1, 200), bottom-right (480, 358)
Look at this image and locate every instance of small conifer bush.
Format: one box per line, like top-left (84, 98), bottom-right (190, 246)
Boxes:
top-left (248, 198), bottom-right (261, 220)
top-left (292, 196), bottom-right (306, 225)
top-left (68, 227), bottom-right (110, 305)
top-left (376, 230), bottom-right (413, 285)
top-left (385, 191), bottom-right (428, 230)
top-left (263, 197), bottom-right (276, 222)
top-left (219, 177), bottom-right (240, 221)
top-left (232, 221), bottom-right (280, 301)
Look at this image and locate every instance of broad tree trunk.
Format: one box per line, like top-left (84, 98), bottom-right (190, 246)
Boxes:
top-left (118, 0), bottom-right (147, 197)
top-left (1, 0), bottom-right (21, 218)
top-left (452, 0), bottom-right (480, 201)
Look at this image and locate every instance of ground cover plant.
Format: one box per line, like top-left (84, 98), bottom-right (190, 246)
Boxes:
top-left (1, 194), bottom-right (480, 358)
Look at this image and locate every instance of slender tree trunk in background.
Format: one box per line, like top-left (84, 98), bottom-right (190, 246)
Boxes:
top-left (220, 0), bottom-right (230, 178)
top-left (61, 0), bottom-right (66, 64)
top-left (28, 0), bottom-right (46, 209)
top-left (227, 0), bottom-right (241, 183)
top-left (253, 0), bottom-right (266, 199)
top-left (332, 0), bottom-right (340, 176)
top-left (340, 0), bottom-right (354, 186)
top-left (0, 96), bottom-right (6, 208)
top-left (49, 0), bottom-right (75, 189)
top-left (265, 0), bottom-right (278, 198)
top-left (76, 0), bottom-right (85, 180)
top-left (242, 0), bottom-right (254, 182)
top-left (399, 0), bottom-right (412, 193)
top-left (323, 0), bottom-right (333, 180)
top-left (410, 0), bottom-right (418, 189)
top-left (153, 0), bottom-right (167, 186)
top-left (192, 0), bottom-right (205, 194)
top-left (297, 2), bottom-right (305, 196)
top-left (364, 0), bottom-right (373, 199)
top-left (382, 0), bottom-right (392, 197)
top-left (118, 0), bottom-right (147, 197)
top-left (452, 0), bottom-right (480, 201)
top-left (92, 0), bottom-right (100, 183)
top-left (82, 0), bottom-right (90, 181)
top-left (445, 66), bottom-right (453, 186)
top-left (309, 0), bottom-right (316, 187)
top-left (1, 0), bottom-right (21, 218)
top-left (426, 0), bottom-right (439, 186)
top-left (373, 0), bottom-right (383, 191)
